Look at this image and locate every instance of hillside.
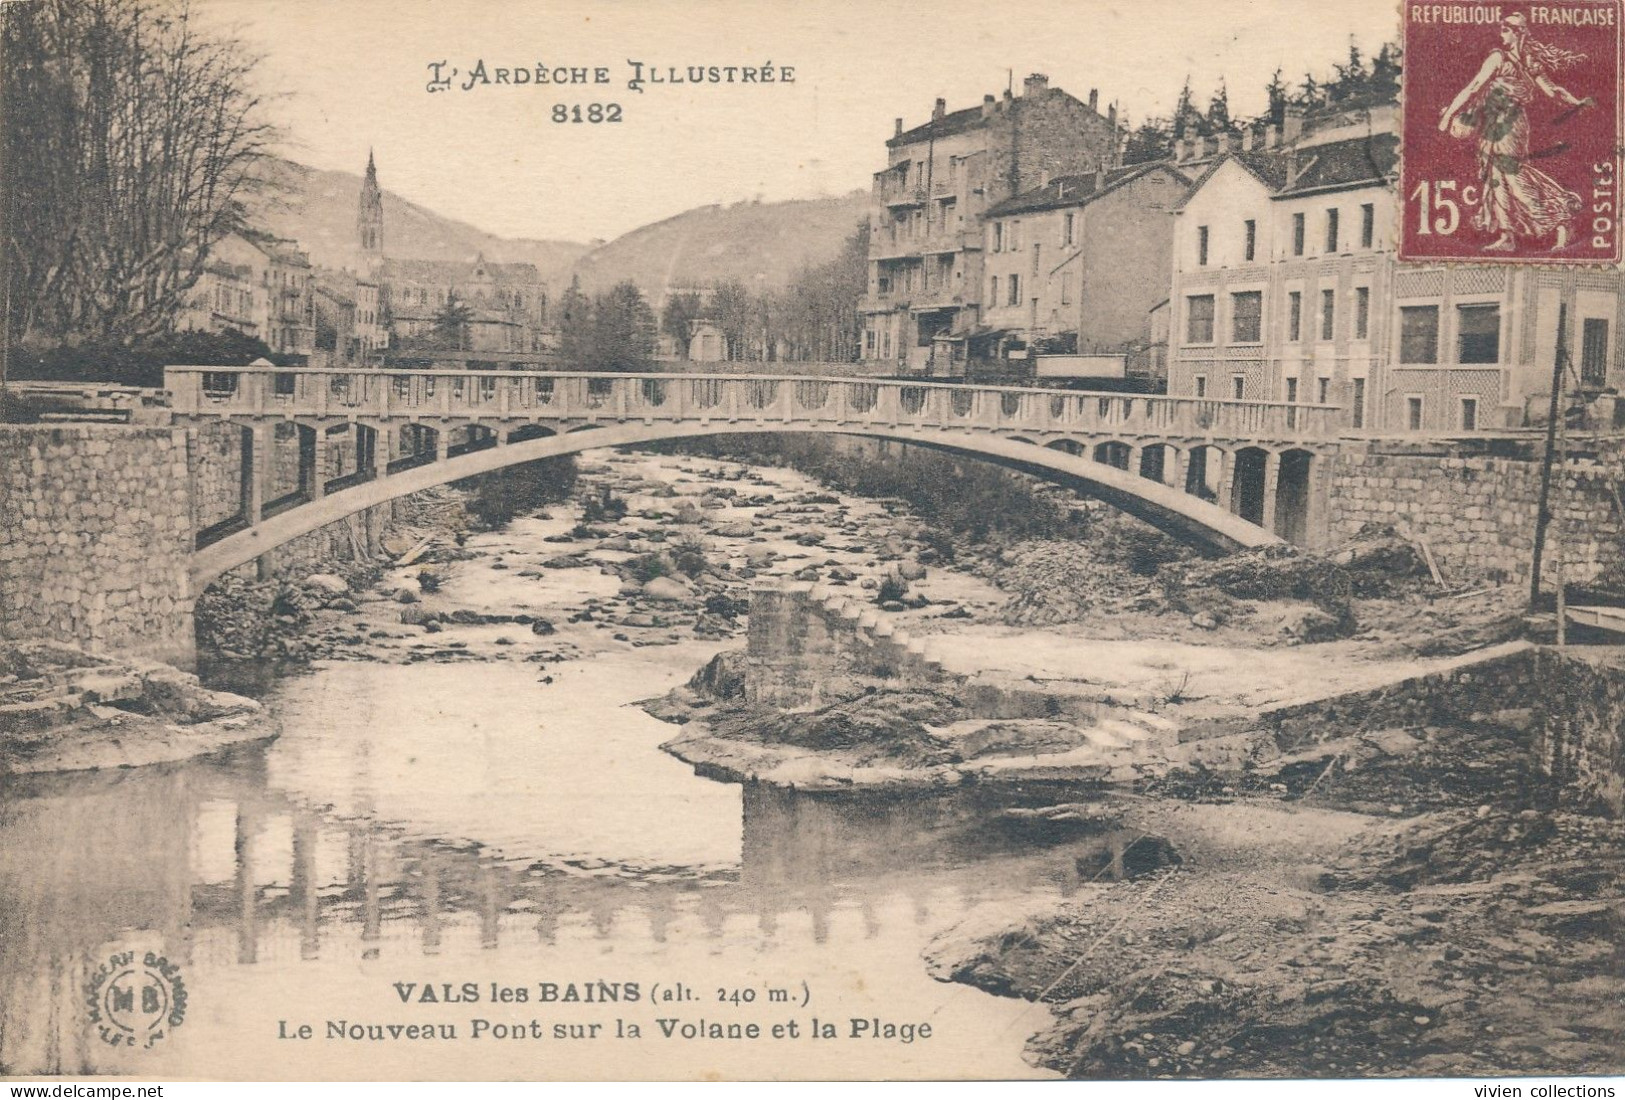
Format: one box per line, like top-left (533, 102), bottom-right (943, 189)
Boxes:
top-left (245, 159), bottom-right (869, 297)
top-left (248, 159), bottom-right (590, 281)
top-left (569, 192), bottom-right (869, 299)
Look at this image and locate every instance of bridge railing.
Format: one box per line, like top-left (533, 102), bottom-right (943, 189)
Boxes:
top-left (165, 366), bottom-right (1342, 441)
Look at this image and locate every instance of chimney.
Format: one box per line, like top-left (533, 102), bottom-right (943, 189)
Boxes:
top-left (1266, 125), bottom-right (1281, 149)
top-left (895, 117), bottom-right (904, 138)
top-left (1003, 87), bottom-right (1014, 107)
top-left (1241, 127), bottom-right (1255, 152)
top-left (1107, 102), bottom-right (1118, 132)
top-left (932, 97), bottom-right (946, 122)
top-left (982, 93), bottom-right (996, 118)
top-left (1094, 165), bottom-right (1106, 191)
top-left (1088, 88), bottom-right (1099, 112)
top-left (1023, 72), bottom-right (1049, 97)
top-left (1283, 104), bottom-right (1305, 144)
top-left (1286, 153), bottom-right (1301, 190)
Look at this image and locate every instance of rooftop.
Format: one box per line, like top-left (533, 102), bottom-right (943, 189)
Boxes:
top-left (1176, 132), bottom-right (1399, 208)
top-left (887, 73), bottom-right (1108, 149)
top-left (985, 162), bottom-right (1191, 218)
top-left (383, 257), bottom-right (544, 285)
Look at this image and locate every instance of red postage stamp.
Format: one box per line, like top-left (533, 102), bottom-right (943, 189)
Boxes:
top-left (1401, 1), bottom-right (1624, 264)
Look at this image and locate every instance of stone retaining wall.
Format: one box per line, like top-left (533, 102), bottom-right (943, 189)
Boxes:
top-left (744, 585), bottom-right (951, 709)
top-left (0, 425), bottom-right (195, 667)
top-left (1185, 639), bottom-right (1625, 817)
top-left (1325, 437), bottom-right (1625, 586)
top-left (1534, 649), bottom-right (1625, 816)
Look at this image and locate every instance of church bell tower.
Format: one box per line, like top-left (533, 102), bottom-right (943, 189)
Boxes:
top-left (357, 149), bottom-right (384, 275)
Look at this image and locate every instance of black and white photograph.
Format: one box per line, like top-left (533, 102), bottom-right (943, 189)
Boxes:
top-left (1, 0), bottom-right (1623, 1087)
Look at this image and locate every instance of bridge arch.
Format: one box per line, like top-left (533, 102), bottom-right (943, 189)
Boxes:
top-left (190, 422), bottom-right (1289, 588)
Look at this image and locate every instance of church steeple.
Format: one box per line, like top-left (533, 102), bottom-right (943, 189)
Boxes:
top-left (357, 149), bottom-right (384, 273)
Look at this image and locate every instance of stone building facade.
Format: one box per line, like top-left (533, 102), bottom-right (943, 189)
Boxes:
top-left (862, 74), bottom-right (1122, 376)
top-left (980, 162), bottom-right (1191, 366)
top-left (179, 233), bottom-right (317, 362)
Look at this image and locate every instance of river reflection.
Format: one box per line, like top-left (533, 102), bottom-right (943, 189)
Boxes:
top-left (0, 659), bottom-right (1129, 1080)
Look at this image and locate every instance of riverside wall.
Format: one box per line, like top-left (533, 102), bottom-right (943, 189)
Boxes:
top-left (0, 425), bottom-right (196, 667)
top-left (1324, 437), bottom-right (1625, 587)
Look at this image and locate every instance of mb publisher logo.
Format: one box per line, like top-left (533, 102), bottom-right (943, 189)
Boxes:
top-left (85, 949), bottom-right (188, 1049)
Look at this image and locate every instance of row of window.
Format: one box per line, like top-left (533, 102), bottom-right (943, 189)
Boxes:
top-left (1195, 203), bottom-right (1377, 266)
top-left (991, 211), bottom-right (1077, 253)
top-left (1194, 373), bottom-right (1374, 428)
top-left (990, 274), bottom-right (1023, 307)
top-left (1185, 287), bottom-right (1372, 346)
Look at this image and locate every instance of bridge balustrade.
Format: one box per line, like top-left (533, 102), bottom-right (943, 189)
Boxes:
top-left (165, 367), bottom-right (1341, 442)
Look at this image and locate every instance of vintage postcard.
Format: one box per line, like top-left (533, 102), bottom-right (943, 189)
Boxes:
top-left (2, 0), bottom-right (1624, 1087)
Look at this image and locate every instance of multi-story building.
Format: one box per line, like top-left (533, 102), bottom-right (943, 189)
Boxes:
top-left (1168, 102), bottom-right (1625, 433)
top-left (862, 74), bottom-right (1122, 376)
top-left (180, 232), bottom-right (315, 363)
top-left (980, 162), bottom-right (1191, 375)
top-left (385, 256), bottom-right (549, 353)
top-left (180, 233), bottom-right (264, 341)
top-left (263, 245), bottom-right (315, 360)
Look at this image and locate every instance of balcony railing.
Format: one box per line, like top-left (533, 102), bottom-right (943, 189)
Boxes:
top-left (166, 366), bottom-right (1344, 442)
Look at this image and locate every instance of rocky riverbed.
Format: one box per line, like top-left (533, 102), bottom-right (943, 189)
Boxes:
top-left (0, 640), bottom-right (274, 773)
top-left (175, 443), bottom-right (1621, 1081)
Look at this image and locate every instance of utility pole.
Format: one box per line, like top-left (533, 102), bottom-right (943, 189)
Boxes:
top-left (1530, 301), bottom-right (1568, 615)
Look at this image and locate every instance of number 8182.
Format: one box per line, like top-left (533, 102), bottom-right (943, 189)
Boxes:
top-left (552, 104), bottom-right (623, 124)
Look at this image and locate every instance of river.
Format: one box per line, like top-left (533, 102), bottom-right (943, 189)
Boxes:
top-left (0, 452), bottom-right (1090, 1081)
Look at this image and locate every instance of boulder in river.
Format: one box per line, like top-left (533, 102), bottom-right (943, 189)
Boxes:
top-left (302, 573), bottom-right (349, 596)
top-left (642, 576), bottom-right (692, 602)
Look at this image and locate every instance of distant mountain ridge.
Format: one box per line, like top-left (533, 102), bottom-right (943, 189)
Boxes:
top-left (248, 158), bottom-right (868, 299)
top-left (569, 192), bottom-right (869, 300)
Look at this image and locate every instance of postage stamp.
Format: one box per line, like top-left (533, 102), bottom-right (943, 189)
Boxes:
top-left (1400, 0), bottom-right (1624, 264)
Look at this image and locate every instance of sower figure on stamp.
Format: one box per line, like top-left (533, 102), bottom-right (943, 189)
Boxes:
top-left (1438, 12), bottom-right (1594, 252)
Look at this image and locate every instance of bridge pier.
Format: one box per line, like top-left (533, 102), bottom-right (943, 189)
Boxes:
top-left (373, 425), bottom-right (394, 478)
top-left (1216, 450), bottom-right (1235, 513)
top-left (310, 429), bottom-right (328, 500)
top-left (1174, 447), bottom-right (1193, 493)
top-left (1261, 450), bottom-right (1282, 534)
top-left (245, 424), bottom-right (270, 524)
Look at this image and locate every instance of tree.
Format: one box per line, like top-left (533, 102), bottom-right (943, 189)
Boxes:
top-left (707, 280), bottom-right (754, 361)
top-left (432, 292), bottom-right (473, 350)
top-left (556, 276), bottom-right (590, 364)
top-left (1122, 118), bottom-right (1174, 165)
top-left (3, 0), bottom-right (276, 347)
top-left (1297, 73), bottom-right (1325, 110)
top-left (660, 291), bottom-right (703, 359)
top-left (1264, 68), bottom-right (1290, 128)
top-left (586, 281), bottom-right (655, 372)
top-left (1370, 42), bottom-right (1402, 97)
top-left (1332, 40), bottom-right (1368, 102)
top-left (1206, 80), bottom-right (1234, 134)
top-left (766, 221), bottom-right (867, 363)
top-left (1172, 77), bottom-right (1197, 138)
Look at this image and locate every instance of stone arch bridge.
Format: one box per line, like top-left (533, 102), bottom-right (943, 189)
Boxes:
top-left (167, 366), bottom-right (1344, 588)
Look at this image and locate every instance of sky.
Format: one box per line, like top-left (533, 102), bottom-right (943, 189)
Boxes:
top-left (204, 0), bottom-right (1401, 245)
